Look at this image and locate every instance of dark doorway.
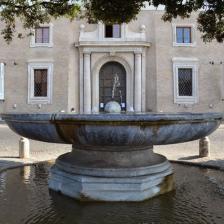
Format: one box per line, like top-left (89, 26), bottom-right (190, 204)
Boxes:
top-left (99, 62), bottom-right (126, 111)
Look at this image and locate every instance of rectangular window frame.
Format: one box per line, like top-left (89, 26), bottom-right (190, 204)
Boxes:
top-left (105, 24), bottom-right (121, 38)
top-left (0, 63), bottom-right (4, 100)
top-left (172, 24), bottom-right (196, 47)
top-left (30, 23), bottom-right (53, 48)
top-left (177, 67), bottom-right (193, 97)
top-left (173, 58), bottom-right (198, 104)
top-left (33, 69), bottom-right (48, 97)
top-left (28, 62), bottom-right (53, 104)
top-left (35, 27), bottom-right (50, 44)
top-left (176, 27), bottom-right (192, 44)
top-left (103, 24), bottom-right (125, 41)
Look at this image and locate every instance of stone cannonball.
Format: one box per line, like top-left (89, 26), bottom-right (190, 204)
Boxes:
top-left (104, 101), bottom-right (121, 113)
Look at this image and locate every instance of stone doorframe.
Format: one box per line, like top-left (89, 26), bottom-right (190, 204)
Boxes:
top-left (92, 56), bottom-right (133, 113)
top-left (77, 44), bottom-right (150, 114)
top-left (76, 23), bottom-right (151, 114)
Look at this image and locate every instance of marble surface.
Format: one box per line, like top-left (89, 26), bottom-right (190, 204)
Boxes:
top-left (104, 101), bottom-right (122, 113)
top-left (49, 156), bottom-right (174, 202)
top-left (1, 113), bottom-right (223, 146)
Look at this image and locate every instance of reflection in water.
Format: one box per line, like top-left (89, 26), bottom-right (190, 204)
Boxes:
top-left (0, 163), bottom-right (224, 224)
top-left (22, 166), bottom-right (31, 184)
top-left (0, 172), bottom-right (6, 193)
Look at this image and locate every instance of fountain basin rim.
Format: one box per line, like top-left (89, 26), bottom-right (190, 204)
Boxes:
top-left (1, 112), bottom-right (223, 124)
top-left (1, 112), bottom-right (222, 146)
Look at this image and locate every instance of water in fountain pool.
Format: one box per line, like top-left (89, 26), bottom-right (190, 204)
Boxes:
top-left (0, 163), bottom-right (224, 224)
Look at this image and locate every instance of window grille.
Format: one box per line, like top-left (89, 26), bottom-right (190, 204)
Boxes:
top-left (178, 68), bottom-right (193, 96)
top-left (34, 69), bottom-right (48, 97)
top-left (35, 27), bottom-right (50, 43)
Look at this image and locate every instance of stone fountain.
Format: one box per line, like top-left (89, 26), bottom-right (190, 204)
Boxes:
top-left (1, 105), bottom-right (223, 201)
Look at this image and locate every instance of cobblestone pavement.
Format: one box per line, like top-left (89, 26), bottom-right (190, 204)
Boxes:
top-left (0, 123), bottom-right (223, 171)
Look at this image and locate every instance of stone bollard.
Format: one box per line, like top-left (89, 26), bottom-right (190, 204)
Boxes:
top-left (19, 137), bottom-right (30, 159)
top-left (199, 136), bottom-right (210, 158)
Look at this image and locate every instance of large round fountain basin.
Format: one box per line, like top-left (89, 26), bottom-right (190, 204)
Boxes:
top-left (1, 112), bottom-right (223, 201)
top-left (1, 113), bottom-right (222, 148)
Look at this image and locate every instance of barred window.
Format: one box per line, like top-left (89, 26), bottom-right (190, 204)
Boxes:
top-left (176, 27), bottom-right (192, 44)
top-left (105, 24), bottom-right (121, 38)
top-left (28, 63), bottom-right (53, 104)
top-left (173, 58), bottom-right (198, 104)
top-left (34, 69), bottom-right (48, 97)
top-left (35, 27), bottom-right (50, 43)
top-left (178, 68), bottom-right (193, 96)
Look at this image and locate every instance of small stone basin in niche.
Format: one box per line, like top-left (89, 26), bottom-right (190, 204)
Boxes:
top-left (1, 112), bottom-right (223, 201)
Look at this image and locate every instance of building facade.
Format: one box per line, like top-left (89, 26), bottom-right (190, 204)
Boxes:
top-left (0, 10), bottom-right (224, 114)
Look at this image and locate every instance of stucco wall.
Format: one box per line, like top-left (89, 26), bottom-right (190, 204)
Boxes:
top-left (0, 18), bottom-right (72, 113)
top-left (153, 12), bottom-right (224, 113)
top-left (0, 10), bottom-right (223, 114)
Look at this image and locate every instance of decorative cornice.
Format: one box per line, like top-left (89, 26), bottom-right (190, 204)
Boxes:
top-left (172, 57), bottom-right (199, 63)
top-left (78, 46), bottom-right (147, 54)
top-left (75, 41), bottom-right (151, 48)
top-left (27, 59), bottom-right (54, 63)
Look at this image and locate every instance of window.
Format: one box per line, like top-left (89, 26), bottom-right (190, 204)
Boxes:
top-left (28, 63), bottom-right (53, 104)
top-left (172, 24), bottom-right (196, 47)
top-left (176, 27), bottom-right (191, 44)
top-left (178, 68), bottom-right (193, 96)
top-left (0, 63), bottom-right (4, 100)
top-left (30, 24), bottom-right (53, 47)
top-left (173, 58), bottom-right (198, 104)
top-left (34, 69), bottom-right (48, 97)
top-left (105, 24), bottom-right (121, 38)
top-left (35, 27), bottom-right (50, 44)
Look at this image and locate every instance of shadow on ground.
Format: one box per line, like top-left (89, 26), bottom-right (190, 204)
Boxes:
top-left (203, 159), bottom-right (224, 170)
top-left (0, 159), bottom-right (34, 173)
top-left (173, 157), bottom-right (224, 171)
top-left (179, 155), bottom-right (200, 160)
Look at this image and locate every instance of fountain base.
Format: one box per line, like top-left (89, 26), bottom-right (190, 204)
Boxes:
top-left (49, 148), bottom-right (175, 201)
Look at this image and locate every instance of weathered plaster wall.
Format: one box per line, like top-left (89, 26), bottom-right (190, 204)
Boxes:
top-left (0, 10), bottom-right (223, 114)
top-left (0, 18), bottom-right (71, 113)
top-left (153, 12), bottom-right (224, 113)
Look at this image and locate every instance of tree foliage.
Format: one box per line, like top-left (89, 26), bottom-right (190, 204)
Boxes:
top-left (0, 0), bottom-right (224, 43)
top-left (0, 0), bottom-right (80, 42)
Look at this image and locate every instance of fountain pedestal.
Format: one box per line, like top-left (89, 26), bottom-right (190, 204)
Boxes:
top-left (49, 146), bottom-right (174, 201)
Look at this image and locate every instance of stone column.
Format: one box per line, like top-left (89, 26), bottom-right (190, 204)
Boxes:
top-left (221, 62), bottom-right (224, 100)
top-left (199, 136), bottom-right (210, 158)
top-left (141, 51), bottom-right (146, 112)
top-left (134, 52), bottom-right (142, 112)
top-left (79, 50), bottom-right (84, 113)
top-left (19, 137), bottom-right (30, 159)
top-left (83, 53), bottom-right (91, 114)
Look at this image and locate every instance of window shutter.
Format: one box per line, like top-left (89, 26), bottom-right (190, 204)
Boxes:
top-left (0, 63), bottom-right (4, 100)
